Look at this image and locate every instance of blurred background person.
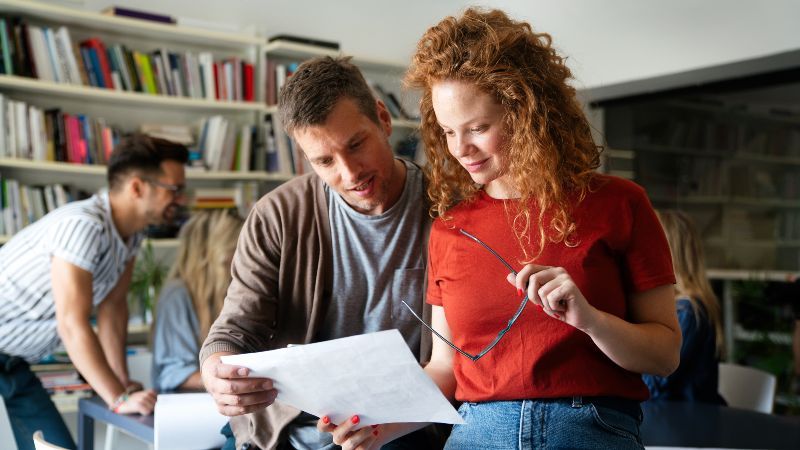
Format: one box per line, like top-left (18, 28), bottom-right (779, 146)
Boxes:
top-left (152, 209), bottom-right (244, 392)
top-left (644, 209), bottom-right (726, 404)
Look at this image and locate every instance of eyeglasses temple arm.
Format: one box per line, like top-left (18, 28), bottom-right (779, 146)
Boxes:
top-left (458, 229), bottom-right (517, 275)
top-left (401, 301), bottom-right (479, 361)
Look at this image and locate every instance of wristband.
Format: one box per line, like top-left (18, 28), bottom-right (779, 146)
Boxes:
top-left (109, 385), bottom-right (135, 413)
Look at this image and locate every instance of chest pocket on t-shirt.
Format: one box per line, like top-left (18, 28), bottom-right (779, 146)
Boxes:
top-left (391, 268), bottom-right (425, 324)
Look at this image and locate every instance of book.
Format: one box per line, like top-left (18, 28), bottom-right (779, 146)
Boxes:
top-left (80, 38), bottom-right (114, 89)
top-left (0, 17), bottom-right (13, 75)
top-left (101, 6), bottom-right (175, 24)
top-left (268, 34), bottom-right (339, 50)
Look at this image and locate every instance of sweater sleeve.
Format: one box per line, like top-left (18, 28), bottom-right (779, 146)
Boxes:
top-left (199, 195), bottom-right (283, 365)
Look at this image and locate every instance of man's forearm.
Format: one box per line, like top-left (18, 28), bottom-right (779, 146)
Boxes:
top-left (60, 319), bottom-right (126, 405)
top-left (97, 307), bottom-right (129, 384)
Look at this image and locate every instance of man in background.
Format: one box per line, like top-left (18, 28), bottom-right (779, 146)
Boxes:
top-left (0, 134), bottom-right (188, 450)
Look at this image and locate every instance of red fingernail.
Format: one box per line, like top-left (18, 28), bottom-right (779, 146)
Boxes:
top-left (322, 416), bottom-right (330, 424)
top-left (351, 415), bottom-right (359, 424)
top-left (373, 430), bottom-right (379, 436)
top-left (517, 288), bottom-right (523, 297)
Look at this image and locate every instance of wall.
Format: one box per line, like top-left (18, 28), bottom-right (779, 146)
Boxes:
top-left (68, 0), bottom-right (800, 90)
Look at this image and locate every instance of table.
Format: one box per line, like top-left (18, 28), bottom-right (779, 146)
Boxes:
top-left (77, 396), bottom-right (153, 450)
top-left (641, 401), bottom-right (800, 449)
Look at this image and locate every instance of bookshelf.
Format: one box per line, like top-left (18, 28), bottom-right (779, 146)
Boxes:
top-left (0, 0), bottom-right (283, 238)
top-left (0, 74), bottom-right (267, 112)
top-left (261, 40), bottom-right (422, 170)
top-left (588, 52), bottom-right (800, 413)
top-left (0, 0), bottom-right (262, 49)
top-left (0, 157), bottom-right (291, 182)
top-left (601, 99), bottom-right (800, 273)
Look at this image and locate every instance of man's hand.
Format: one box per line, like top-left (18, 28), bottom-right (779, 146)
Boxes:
top-left (116, 389), bottom-right (157, 415)
top-left (201, 352), bottom-right (278, 416)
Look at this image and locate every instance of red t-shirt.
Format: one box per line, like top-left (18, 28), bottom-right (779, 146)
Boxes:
top-left (426, 175), bottom-right (675, 402)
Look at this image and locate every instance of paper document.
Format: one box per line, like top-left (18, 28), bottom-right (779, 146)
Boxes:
top-left (222, 329), bottom-right (464, 426)
top-left (154, 393), bottom-right (228, 450)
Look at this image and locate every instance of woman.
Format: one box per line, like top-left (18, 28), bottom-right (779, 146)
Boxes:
top-left (319, 8), bottom-right (681, 450)
top-left (152, 209), bottom-right (244, 392)
top-left (644, 210), bottom-right (726, 404)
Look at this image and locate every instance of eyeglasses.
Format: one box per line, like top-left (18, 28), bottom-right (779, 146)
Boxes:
top-left (144, 178), bottom-right (186, 198)
top-left (402, 229), bottom-right (529, 361)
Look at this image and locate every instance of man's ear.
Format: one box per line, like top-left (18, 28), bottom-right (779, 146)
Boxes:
top-left (375, 99), bottom-right (393, 137)
top-left (128, 175), bottom-right (146, 199)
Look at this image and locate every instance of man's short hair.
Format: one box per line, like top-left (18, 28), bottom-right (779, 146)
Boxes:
top-left (107, 133), bottom-right (189, 191)
top-left (278, 56), bottom-right (379, 135)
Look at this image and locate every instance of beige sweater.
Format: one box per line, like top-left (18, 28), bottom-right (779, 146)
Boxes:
top-left (200, 171), bottom-right (432, 450)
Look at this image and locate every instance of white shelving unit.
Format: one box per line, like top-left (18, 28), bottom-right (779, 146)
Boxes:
top-left (0, 157), bottom-right (292, 182)
top-left (262, 40), bottom-right (419, 129)
top-left (0, 74), bottom-right (268, 113)
top-left (0, 0), bottom-right (283, 231)
top-left (0, 0), bottom-right (262, 49)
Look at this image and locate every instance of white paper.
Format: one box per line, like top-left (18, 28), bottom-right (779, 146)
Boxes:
top-left (154, 393), bottom-right (228, 450)
top-left (222, 329), bottom-right (464, 426)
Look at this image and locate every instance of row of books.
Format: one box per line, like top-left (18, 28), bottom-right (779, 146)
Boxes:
top-left (0, 176), bottom-right (77, 236)
top-left (368, 81), bottom-right (417, 121)
top-left (0, 175), bottom-right (262, 238)
top-left (0, 16), bottom-right (255, 102)
top-left (264, 60), bottom-right (297, 106)
top-left (193, 183), bottom-right (259, 216)
top-left (263, 60), bottom-right (417, 121)
top-left (196, 115), bottom-right (258, 172)
top-left (777, 212), bottom-right (800, 241)
top-left (30, 356), bottom-right (93, 397)
top-left (0, 93), bottom-right (121, 164)
top-left (729, 166), bottom-right (800, 200)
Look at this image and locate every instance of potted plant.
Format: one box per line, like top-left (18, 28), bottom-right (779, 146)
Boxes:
top-left (128, 240), bottom-right (167, 325)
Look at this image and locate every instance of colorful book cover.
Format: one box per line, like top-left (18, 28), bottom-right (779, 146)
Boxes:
top-left (81, 38), bottom-right (114, 89)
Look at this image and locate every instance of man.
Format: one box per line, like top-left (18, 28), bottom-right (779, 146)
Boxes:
top-left (0, 134), bottom-right (188, 450)
top-left (200, 56), bottom-right (436, 450)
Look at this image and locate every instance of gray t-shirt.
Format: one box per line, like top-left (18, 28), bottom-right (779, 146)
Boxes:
top-left (288, 159), bottom-right (427, 449)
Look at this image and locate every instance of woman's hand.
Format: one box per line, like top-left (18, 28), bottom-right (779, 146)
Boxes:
top-left (316, 415), bottom-right (383, 450)
top-left (508, 264), bottom-right (600, 333)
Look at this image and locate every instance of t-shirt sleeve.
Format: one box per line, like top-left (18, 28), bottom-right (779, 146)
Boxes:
top-left (49, 217), bottom-right (104, 273)
top-left (426, 222), bottom-right (444, 306)
top-left (623, 186), bottom-right (676, 293)
top-left (152, 283), bottom-right (200, 392)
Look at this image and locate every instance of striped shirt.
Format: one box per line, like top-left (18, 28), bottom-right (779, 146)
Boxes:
top-left (0, 191), bottom-right (142, 363)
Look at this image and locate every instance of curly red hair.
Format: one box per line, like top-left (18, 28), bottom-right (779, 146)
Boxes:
top-left (405, 7), bottom-right (601, 261)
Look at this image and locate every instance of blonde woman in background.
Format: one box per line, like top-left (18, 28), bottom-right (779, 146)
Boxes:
top-left (644, 210), bottom-right (726, 404)
top-left (152, 210), bottom-right (244, 392)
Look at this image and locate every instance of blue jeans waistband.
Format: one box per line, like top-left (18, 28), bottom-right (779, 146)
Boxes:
top-left (569, 396), bottom-right (642, 420)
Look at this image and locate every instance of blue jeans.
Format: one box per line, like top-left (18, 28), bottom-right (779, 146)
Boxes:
top-left (446, 397), bottom-right (643, 450)
top-left (0, 353), bottom-right (76, 450)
